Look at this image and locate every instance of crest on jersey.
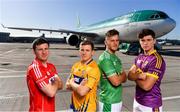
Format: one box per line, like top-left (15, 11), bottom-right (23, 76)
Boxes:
top-left (142, 61), bottom-right (148, 68)
top-left (47, 71), bottom-right (50, 76)
top-left (137, 59), bottom-right (141, 64)
top-left (81, 70), bottom-right (86, 77)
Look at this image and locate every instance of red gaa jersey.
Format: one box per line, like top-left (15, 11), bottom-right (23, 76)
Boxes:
top-left (27, 58), bottom-right (57, 111)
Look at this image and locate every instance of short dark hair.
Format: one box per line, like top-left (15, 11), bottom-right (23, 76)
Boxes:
top-left (105, 29), bottom-right (119, 38)
top-left (138, 29), bottom-right (155, 39)
top-left (80, 40), bottom-right (94, 50)
top-left (32, 38), bottom-right (49, 50)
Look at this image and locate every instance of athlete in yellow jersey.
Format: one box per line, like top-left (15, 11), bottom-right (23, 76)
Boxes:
top-left (66, 40), bottom-right (100, 112)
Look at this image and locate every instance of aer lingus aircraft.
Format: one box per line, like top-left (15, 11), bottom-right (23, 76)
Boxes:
top-left (2, 10), bottom-right (176, 52)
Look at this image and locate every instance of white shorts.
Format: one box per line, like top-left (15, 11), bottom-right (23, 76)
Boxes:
top-left (98, 101), bottom-right (122, 112)
top-left (133, 99), bottom-right (162, 112)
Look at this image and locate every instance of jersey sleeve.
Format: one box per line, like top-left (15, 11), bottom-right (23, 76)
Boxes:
top-left (31, 65), bottom-right (49, 88)
top-left (85, 67), bottom-right (100, 89)
top-left (147, 58), bottom-right (164, 79)
top-left (99, 59), bottom-right (116, 77)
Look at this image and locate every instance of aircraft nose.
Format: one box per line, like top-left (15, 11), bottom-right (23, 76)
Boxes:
top-left (167, 18), bottom-right (176, 31)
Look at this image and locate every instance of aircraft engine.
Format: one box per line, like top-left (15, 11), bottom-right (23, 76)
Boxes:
top-left (65, 34), bottom-right (79, 46)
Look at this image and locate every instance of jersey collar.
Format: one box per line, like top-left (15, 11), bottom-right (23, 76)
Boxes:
top-left (35, 58), bottom-right (48, 67)
top-left (105, 50), bottom-right (115, 55)
top-left (81, 58), bottom-right (93, 65)
top-left (147, 49), bottom-right (157, 55)
top-left (86, 59), bottom-right (93, 65)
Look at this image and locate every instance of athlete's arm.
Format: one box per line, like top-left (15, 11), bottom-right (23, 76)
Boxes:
top-left (128, 65), bottom-right (137, 80)
top-left (65, 73), bottom-right (74, 90)
top-left (100, 58), bottom-right (127, 87)
top-left (128, 65), bottom-right (146, 81)
top-left (31, 64), bottom-right (63, 97)
top-left (108, 70), bottom-right (127, 86)
top-left (136, 57), bottom-right (163, 91)
top-left (66, 79), bottom-right (73, 90)
top-left (69, 78), bottom-right (90, 97)
top-left (136, 75), bottom-right (157, 91)
top-left (55, 75), bottom-right (63, 90)
top-left (41, 78), bottom-right (61, 97)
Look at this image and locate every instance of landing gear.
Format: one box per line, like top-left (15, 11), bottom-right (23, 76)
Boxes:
top-left (119, 43), bottom-right (142, 55)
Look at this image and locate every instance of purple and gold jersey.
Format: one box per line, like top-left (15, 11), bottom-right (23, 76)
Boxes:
top-left (134, 50), bottom-right (166, 108)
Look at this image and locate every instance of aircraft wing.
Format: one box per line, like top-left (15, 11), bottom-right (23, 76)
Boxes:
top-left (1, 24), bottom-right (99, 37)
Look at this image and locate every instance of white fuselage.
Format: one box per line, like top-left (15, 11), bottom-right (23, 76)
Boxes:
top-left (80, 18), bottom-right (176, 43)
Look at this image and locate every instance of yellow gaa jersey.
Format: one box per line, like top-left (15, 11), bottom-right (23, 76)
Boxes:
top-left (69, 59), bottom-right (100, 112)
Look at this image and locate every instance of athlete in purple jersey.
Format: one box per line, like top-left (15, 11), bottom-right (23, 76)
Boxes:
top-left (128, 29), bottom-right (166, 112)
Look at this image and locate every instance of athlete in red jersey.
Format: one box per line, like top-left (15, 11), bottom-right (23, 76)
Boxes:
top-left (27, 38), bottom-right (63, 111)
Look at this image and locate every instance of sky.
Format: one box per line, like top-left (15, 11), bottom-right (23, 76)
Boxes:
top-left (0, 0), bottom-right (179, 39)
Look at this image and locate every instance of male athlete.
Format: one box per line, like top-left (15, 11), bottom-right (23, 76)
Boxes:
top-left (27, 38), bottom-right (63, 111)
top-left (66, 40), bottom-right (100, 112)
top-left (128, 29), bottom-right (166, 112)
top-left (98, 29), bottom-right (127, 112)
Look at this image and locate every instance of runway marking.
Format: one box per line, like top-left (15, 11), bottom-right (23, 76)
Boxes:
top-left (0, 94), bottom-right (27, 100)
top-left (0, 70), bottom-right (26, 73)
top-left (162, 95), bottom-right (180, 101)
top-left (0, 75), bottom-right (25, 78)
top-left (0, 69), bottom-right (26, 78)
top-left (0, 91), bottom-right (180, 101)
top-left (0, 49), bottom-right (16, 56)
top-left (25, 48), bottom-right (31, 51)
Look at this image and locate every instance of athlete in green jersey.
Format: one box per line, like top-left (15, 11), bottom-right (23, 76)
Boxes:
top-left (98, 29), bottom-right (127, 112)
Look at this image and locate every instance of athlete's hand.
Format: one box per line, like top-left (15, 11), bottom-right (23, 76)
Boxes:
top-left (135, 68), bottom-right (146, 80)
top-left (55, 75), bottom-right (63, 90)
top-left (49, 76), bottom-right (56, 84)
top-left (80, 78), bottom-right (87, 86)
top-left (138, 73), bottom-right (146, 80)
top-left (131, 65), bottom-right (138, 74)
top-left (66, 80), bottom-right (72, 90)
top-left (69, 78), bottom-right (75, 85)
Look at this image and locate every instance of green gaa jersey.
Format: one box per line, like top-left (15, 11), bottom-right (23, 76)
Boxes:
top-left (98, 50), bottom-right (123, 104)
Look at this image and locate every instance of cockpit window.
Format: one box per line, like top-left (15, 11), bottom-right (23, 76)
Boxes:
top-left (155, 14), bottom-right (160, 19)
top-left (150, 14), bottom-right (163, 19)
top-left (158, 12), bottom-right (169, 18)
top-left (150, 14), bottom-right (155, 19)
top-left (149, 13), bottom-right (166, 20)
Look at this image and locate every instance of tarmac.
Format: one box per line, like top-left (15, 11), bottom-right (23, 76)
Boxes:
top-left (0, 43), bottom-right (180, 111)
